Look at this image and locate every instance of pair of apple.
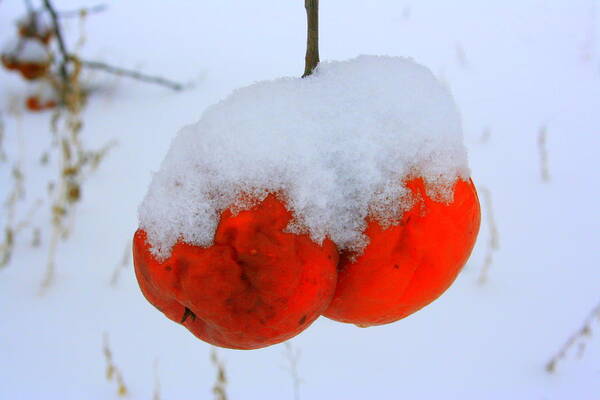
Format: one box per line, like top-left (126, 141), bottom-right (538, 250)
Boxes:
top-left (133, 177), bottom-right (480, 349)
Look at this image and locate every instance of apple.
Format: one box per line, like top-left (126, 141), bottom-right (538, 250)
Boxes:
top-left (133, 194), bottom-right (338, 349)
top-left (324, 178), bottom-right (480, 326)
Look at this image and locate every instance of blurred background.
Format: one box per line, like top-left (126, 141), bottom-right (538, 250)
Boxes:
top-left (1, 0), bottom-right (599, 398)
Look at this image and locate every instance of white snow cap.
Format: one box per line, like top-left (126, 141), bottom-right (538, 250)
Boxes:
top-left (2, 37), bottom-right (50, 63)
top-left (139, 55), bottom-right (470, 259)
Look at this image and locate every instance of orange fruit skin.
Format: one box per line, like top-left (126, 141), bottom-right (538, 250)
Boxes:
top-left (1, 56), bottom-right (48, 80)
top-left (25, 96), bottom-right (57, 112)
top-left (133, 194), bottom-right (339, 350)
top-left (324, 178), bottom-right (481, 326)
top-left (18, 26), bottom-right (53, 45)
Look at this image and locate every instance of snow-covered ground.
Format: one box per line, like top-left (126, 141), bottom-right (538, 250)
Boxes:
top-left (1, 0), bottom-right (599, 399)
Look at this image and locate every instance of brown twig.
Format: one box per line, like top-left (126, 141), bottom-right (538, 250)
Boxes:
top-left (546, 300), bottom-right (600, 373)
top-left (77, 58), bottom-right (185, 91)
top-left (302, 0), bottom-right (320, 78)
top-left (210, 348), bottom-right (228, 400)
top-left (103, 332), bottom-right (129, 397)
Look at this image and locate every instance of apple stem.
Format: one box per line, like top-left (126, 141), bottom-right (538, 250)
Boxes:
top-left (302, 0), bottom-right (320, 78)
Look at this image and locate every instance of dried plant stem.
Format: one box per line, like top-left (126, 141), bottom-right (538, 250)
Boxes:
top-left (538, 125), bottom-right (550, 182)
top-left (1, 167), bottom-right (24, 267)
top-left (302, 0), bottom-right (320, 78)
top-left (0, 203), bottom-right (40, 268)
top-left (57, 4), bottom-right (107, 18)
top-left (546, 300), bottom-right (600, 373)
top-left (38, 226), bottom-right (59, 294)
top-left (478, 186), bottom-right (499, 284)
top-left (284, 342), bottom-right (303, 400)
top-left (210, 348), bottom-right (228, 400)
top-left (103, 333), bottom-right (129, 397)
top-left (110, 239), bottom-right (132, 287)
top-left (0, 111), bottom-right (34, 268)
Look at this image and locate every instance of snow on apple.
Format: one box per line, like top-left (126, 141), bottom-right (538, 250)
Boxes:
top-left (139, 55), bottom-right (470, 258)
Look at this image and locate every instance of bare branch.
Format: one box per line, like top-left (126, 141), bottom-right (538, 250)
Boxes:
top-left (36, 1), bottom-right (185, 93)
top-left (546, 300), bottom-right (600, 373)
top-left (57, 4), bottom-right (107, 18)
top-left (77, 58), bottom-right (185, 91)
top-left (42, 0), bottom-right (70, 86)
top-left (302, 0), bottom-right (320, 78)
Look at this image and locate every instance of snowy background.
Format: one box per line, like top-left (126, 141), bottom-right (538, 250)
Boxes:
top-left (1, 0), bottom-right (599, 399)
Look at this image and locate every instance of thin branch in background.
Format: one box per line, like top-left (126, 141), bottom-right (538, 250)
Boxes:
top-left (0, 112), bottom-right (5, 161)
top-left (284, 341), bottom-right (303, 400)
top-left (455, 42), bottom-right (468, 68)
top-left (57, 4), bottom-right (107, 18)
top-left (43, 0), bottom-right (184, 95)
top-left (546, 300), bottom-right (600, 373)
top-left (42, 0), bottom-right (70, 90)
top-left (153, 359), bottom-right (161, 400)
top-left (210, 348), bottom-right (228, 400)
top-left (478, 186), bottom-right (499, 284)
top-left (77, 58), bottom-right (185, 91)
top-left (38, 226), bottom-right (59, 294)
top-left (73, 6), bottom-right (88, 53)
top-left (302, 0), bottom-right (320, 78)
top-left (31, 227), bottom-right (41, 247)
top-left (480, 127), bottom-right (491, 144)
top-left (110, 239), bottom-right (132, 287)
top-left (538, 125), bottom-right (550, 182)
top-left (102, 332), bottom-right (129, 398)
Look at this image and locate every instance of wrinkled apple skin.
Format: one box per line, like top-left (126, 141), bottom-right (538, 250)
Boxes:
top-left (133, 195), bottom-right (339, 349)
top-left (324, 178), bottom-right (480, 326)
